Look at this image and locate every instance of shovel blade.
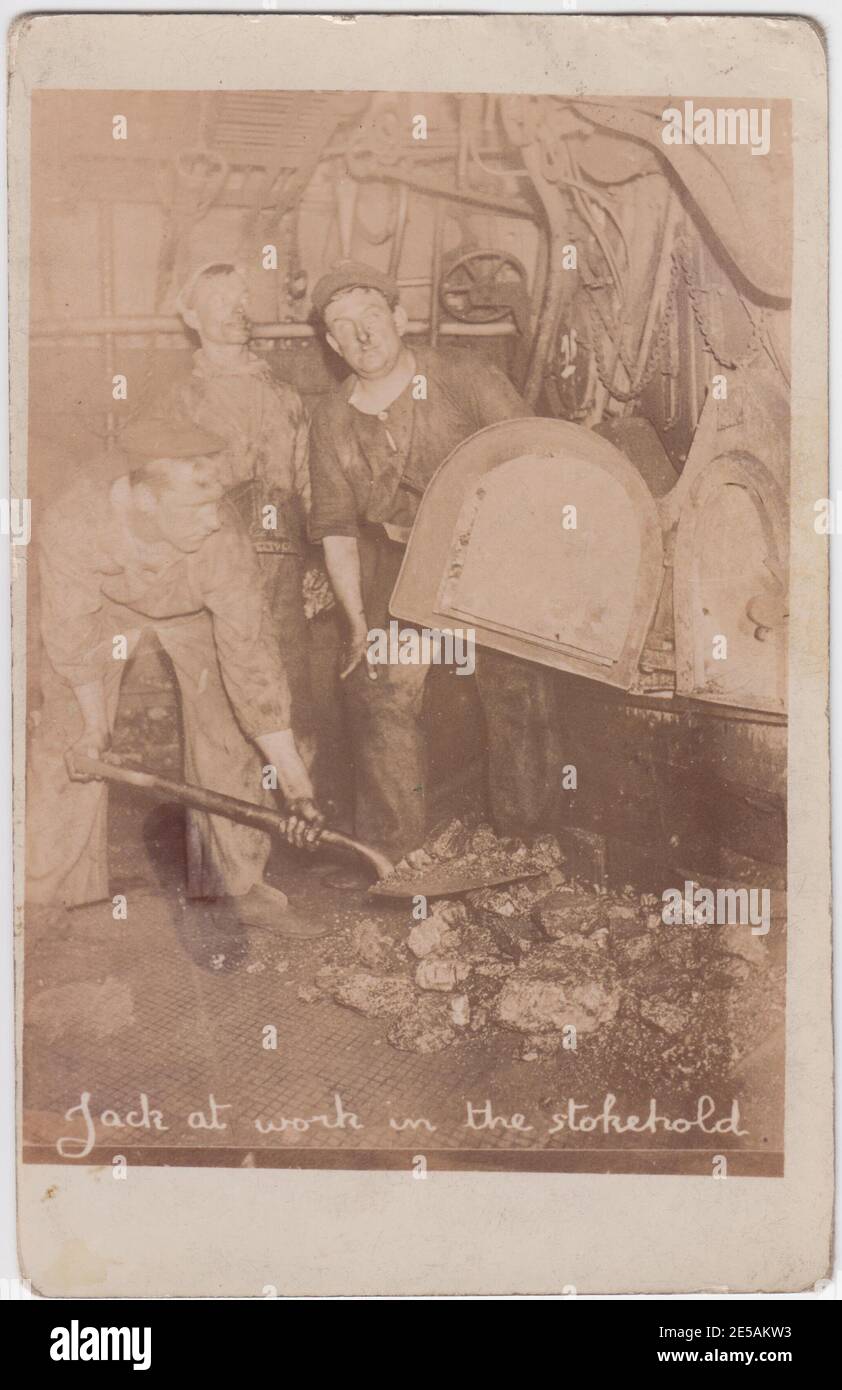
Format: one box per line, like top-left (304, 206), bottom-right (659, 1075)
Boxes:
top-left (368, 865), bottom-right (544, 899)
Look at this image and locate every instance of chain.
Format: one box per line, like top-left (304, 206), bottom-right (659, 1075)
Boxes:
top-left (672, 238), bottom-right (762, 371)
top-left (584, 255), bottom-right (680, 404)
top-left (582, 235), bottom-right (762, 403)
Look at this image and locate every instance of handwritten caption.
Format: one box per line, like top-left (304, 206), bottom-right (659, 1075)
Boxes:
top-left (55, 1091), bottom-right (748, 1158)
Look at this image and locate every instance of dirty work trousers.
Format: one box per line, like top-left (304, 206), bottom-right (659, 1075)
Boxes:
top-left (343, 527), bottom-right (558, 861)
top-left (26, 608), bottom-right (273, 909)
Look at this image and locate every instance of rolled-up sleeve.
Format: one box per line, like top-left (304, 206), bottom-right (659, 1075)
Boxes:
top-left (307, 400), bottom-right (361, 543)
top-left (198, 520), bottom-right (292, 737)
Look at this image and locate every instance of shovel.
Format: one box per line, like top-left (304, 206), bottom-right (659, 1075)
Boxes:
top-left (74, 756), bottom-right (545, 899)
top-left (368, 862), bottom-right (546, 899)
top-left (73, 755), bottom-right (394, 883)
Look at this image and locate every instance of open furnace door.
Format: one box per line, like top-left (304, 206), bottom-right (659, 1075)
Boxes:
top-left (667, 384), bottom-right (790, 717)
top-left (672, 450), bottom-right (788, 716)
top-left (390, 417), bottom-right (664, 689)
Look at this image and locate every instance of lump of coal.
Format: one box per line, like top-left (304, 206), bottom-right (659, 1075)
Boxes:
top-left (505, 872), bottom-right (565, 914)
top-left (535, 890), bottom-right (607, 939)
top-left (467, 970), bottom-right (508, 1019)
top-left (415, 957), bottom-right (471, 992)
top-left (407, 914), bottom-right (460, 959)
top-left (436, 899), bottom-right (469, 926)
top-left (656, 924), bottom-right (714, 972)
top-left (466, 824), bottom-right (500, 857)
top-left (638, 992), bottom-right (694, 1036)
top-left (606, 902), bottom-right (642, 934)
top-left (466, 886), bottom-right (517, 917)
top-left (713, 928), bottom-right (770, 966)
top-left (496, 972), bottom-right (621, 1035)
top-left (524, 932), bottom-right (607, 973)
top-left (387, 996), bottom-right (457, 1053)
top-left (425, 819), bottom-right (472, 861)
top-left (529, 834), bottom-right (563, 869)
top-left (473, 959), bottom-right (517, 980)
top-left (611, 929), bottom-right (659, 972)
top-left (519, 1033), bottom-right (564, 1061)
top-left (351, 918), bottom-right (399, 970)
top-left (329, 969), bottom-right (416, 1018)
top-left (313, 964), bottom-right (352, 994)
top-left (458, 921), bottom-right (514, 963)
top-left (297, 984), bottom-right (322, 1004)
top-left (450, 994), bottom-right (471, 1027)
top-left (707, 952), bottom-right (753, 988)
top-left (466, 868), bottom-right (566, 920)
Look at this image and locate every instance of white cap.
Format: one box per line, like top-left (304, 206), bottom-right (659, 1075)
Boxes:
top-left (174, 260), bottom-right (246, 318)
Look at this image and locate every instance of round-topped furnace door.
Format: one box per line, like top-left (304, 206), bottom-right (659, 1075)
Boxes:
top-left (390, 416), bottom-right (665, 690)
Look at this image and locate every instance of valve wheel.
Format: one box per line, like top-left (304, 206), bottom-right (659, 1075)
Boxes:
top-left (439, 250), bottom-right (529, 324)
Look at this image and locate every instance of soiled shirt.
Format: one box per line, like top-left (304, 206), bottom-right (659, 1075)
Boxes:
top-left (308, 346), bottom-right (531, 543)
top-left (38, 476), bottom-right (291, 736)
top-left (169, 350), bottom-right (311, 554)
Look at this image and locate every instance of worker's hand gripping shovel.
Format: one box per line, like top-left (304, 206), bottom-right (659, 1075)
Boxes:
top-left (70, 755), bottom-right (394, 882)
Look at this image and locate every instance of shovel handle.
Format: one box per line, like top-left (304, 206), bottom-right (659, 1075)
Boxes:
top-left (72, 755), bottom-right (394, 881)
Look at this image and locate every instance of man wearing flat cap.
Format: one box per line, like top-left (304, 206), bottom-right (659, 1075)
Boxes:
top-left (168, 261), bottom-right (316, 766)
top-left (308, 259), bottom-right (536, 862)
top-left (26, 418), bottom-right (325, 937)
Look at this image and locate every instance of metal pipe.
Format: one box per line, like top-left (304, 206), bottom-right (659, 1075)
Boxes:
top-left (388, 182), bottom-right (410, 281)
top-left (520, 148), bottom-right (571, 405)
top-left (32, 317), bottom-right (517, 341)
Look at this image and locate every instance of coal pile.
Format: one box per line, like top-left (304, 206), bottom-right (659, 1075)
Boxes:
top-left (300, 819), bottom-right (784, 1093)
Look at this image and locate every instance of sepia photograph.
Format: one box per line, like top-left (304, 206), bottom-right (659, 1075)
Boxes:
top-left (18, 81), bottom-right (795, 1176)
top-left (6, 11), bottom-right (832, 1300)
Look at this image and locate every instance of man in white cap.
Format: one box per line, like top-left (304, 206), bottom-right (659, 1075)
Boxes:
top-left (169, 261), bottom-right (315, 765)
top-left (26, 418), bottom-right (326, 937)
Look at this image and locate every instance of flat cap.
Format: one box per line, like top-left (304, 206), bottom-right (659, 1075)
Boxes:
top-left (119, 417), bottom-right (227, 462)
top-left (311, 259), bottom-right (400, 318)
